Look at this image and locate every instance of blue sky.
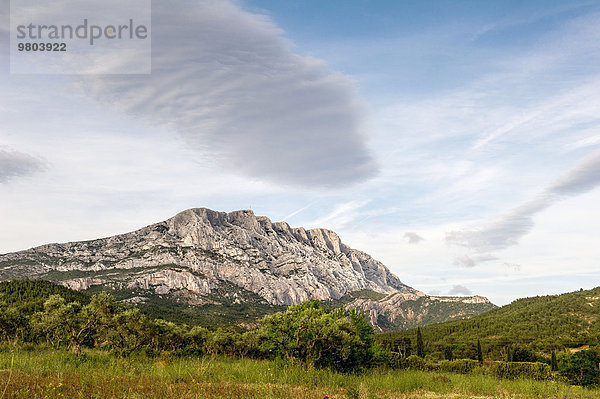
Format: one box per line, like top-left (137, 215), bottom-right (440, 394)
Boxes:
top-left (2, 0), bottom-right (600, 305)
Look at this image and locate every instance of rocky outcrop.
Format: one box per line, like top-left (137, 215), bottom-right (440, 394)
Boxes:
top-left (347, 292), bottom-right (497, 331)
top-left (429, 295), bottom-right (490, 304)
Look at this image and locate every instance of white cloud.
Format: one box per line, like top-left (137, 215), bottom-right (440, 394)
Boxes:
top-left (73, 0), bottom-right (377, 187)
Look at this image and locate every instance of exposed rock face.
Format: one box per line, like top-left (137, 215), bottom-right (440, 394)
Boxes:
top-left (348, 292), bottom-right (497, 330)
top-left (0, 208), bottom-right (413, 304)
top-left (0, 207), bottom-right (495, 329)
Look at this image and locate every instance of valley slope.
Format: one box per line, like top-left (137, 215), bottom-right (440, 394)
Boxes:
top-left (379, 286), bottom-right (600, 358)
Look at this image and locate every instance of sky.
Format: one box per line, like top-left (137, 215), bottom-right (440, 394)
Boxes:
top-left (2, 0), bottom-right (600, 305)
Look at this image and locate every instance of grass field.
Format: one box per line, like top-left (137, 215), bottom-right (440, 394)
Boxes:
top-left (0, 347), bottom-right (597, 399)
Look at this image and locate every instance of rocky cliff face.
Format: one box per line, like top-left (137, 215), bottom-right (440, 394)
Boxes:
top-left (346, 293), bottom-right (496, 330)
top-left (0, 208), bottom-right (495, 329)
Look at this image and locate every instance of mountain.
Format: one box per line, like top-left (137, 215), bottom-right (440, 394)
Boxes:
top-left (378, 286), bottom-right (600, 359)
top-left (335, 291), bottom-right (494, 330)
top-left (0, 208), bottom-right (495, 328)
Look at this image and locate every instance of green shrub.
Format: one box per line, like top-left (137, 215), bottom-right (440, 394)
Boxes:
top-left (405, 355), bottom-right (425, 370)
top-left (488, 361), bottom-right (550, 380)
top-left (440, 359), bottom-right (479, 374)
top-left (559, 349), bottom-right (600, 386)
top-left (425, 360), bottom-right (440, 371)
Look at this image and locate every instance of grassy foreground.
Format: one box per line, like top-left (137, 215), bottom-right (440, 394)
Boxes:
top-left (0, 347), bottom-right (597, 399)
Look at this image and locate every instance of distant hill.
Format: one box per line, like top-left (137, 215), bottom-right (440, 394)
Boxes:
top-left (329, 290), bottom-right (496, 330)
top-left (0, 207), bottom-right (494, 329)
top-left (378, 286), bottom-right (600, 360)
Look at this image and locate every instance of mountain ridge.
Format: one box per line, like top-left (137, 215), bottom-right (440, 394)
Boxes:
top-left (0, 207), bottom-right (495, 329)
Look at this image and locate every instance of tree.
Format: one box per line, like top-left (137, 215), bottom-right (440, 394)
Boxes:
top-left (30, 295), bottom-right (73, 348)
top-left (416, 327), bottom-right (424, 358)
top-left (512, 345), bottom-right (536, 362)
top-left (444, 345), bottom-right (453, 361)
top-left (398, 337), bottom-right (412, 357)
top-left (378, 335), bottom-right (411, 357)
top-left (559, 349), bottom-right (600, 386)
top-left (551, 351), bottom-right (558, 371)
top-left (183, 325), bottom-right (210, 356)
top-left (0, 306), bottom-right (27, 342)
top-left (259, 299), bottom-right (376, 372)
top-left (31, 292), bottom-right (118, 353)
top-left (104, 308), bottom-right (152, 356)
top-left (477, 340), bottom-right (483, 363)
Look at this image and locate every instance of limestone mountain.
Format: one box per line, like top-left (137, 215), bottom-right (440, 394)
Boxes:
top-left (0, 208), bottom-right (495, 329)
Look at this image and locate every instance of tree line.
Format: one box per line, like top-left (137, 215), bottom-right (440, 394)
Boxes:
top-left (0, 280), bottom-right (378, 373)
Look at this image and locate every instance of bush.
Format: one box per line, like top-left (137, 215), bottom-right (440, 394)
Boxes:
top-left (404, 355), bottom-right (425, 370)
top-left (440, 359), bottom-right (479, 374)
top-left (453, 344), bottom-right (477, 360)
top-left (388, 351), bottom-right (408, 369)
top-left (425, 360), bottom-right (441, 371)
top-left (559, 349), bottom-right (600, 386)
top-left (488, 361), bottom-right (550, 380)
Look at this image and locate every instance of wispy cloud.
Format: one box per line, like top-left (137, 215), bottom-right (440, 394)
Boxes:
top-left (307, 200), bottom-right (370, 230)
top-left (282, 201), bottom-right (316, 222)
top-left (566, 134), bottom-right (600, 151)
top-left (447, 148), bottom-right (600, 258)
top-left (74, 0), bottom-right (377, 187)
top-left (0, 148), bottom-right (44, 183)
top-left (453, 254), bottom-right (497, 268)
top-left (549, 149), bottom-right (600, 195)
top-left (471, 79), bottom-right (600, 150)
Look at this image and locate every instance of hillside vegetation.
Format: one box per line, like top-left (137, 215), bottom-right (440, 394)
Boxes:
top-left (1, 279), bottom-right (599, 392)
top-left (378, 286), bottom-right (600, 361)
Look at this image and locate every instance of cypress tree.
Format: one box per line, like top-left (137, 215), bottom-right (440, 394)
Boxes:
top-left (416, 327), bottom-right (424, 358)
top-left (477, 340), bottom-right (483, 363)
top-left (551, 351), bottom-right (558, 371)
top-left (444, 345), bottom-right (453, 361)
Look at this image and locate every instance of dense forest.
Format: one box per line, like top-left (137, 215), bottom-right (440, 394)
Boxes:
top-left (1, 280), bottom-right (599, 386)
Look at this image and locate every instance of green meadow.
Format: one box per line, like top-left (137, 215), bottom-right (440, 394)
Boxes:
top-left (0, 347), bottom-right (597, 399)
